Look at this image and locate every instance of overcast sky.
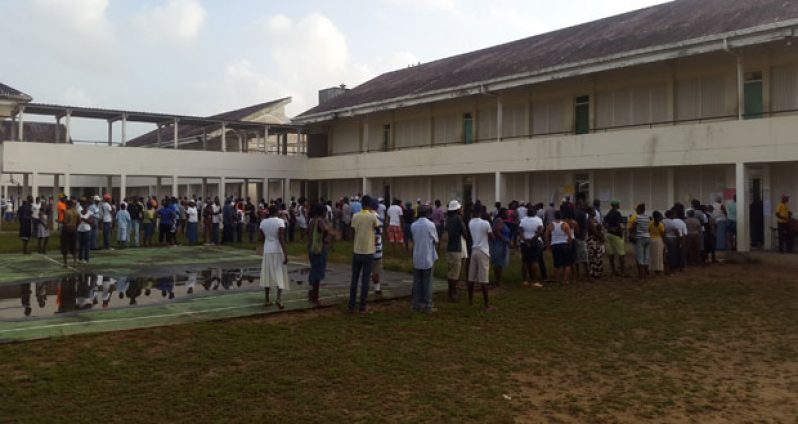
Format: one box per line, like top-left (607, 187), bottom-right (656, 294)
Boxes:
top-left (1, 0), bottom-right (668, 139)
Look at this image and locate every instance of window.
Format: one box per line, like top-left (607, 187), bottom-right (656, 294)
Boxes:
top-left (574, 173), bottom-right (590, 200)
top-left (744, 71), bottom-right (764, 119)
top-left (676, 75), bottom-right (728, 121)
top-left (382, 124), bottom-right (390, 151)
top-left (574, 95), bottom-right (590, 135)
top-left (463, 113), bottom-right (473, 144)
top-left (772, 65), bottom-right (798, 112)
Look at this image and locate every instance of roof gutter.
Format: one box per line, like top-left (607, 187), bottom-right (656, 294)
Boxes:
top-left (293, 19), bottom-right (798, 125)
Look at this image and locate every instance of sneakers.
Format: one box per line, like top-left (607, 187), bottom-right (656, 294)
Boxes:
top-left (532, 282), bottom-right (543, 288)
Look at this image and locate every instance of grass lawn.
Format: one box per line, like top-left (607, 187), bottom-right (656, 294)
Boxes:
top-left (0, 227), bottom-right (797, 422)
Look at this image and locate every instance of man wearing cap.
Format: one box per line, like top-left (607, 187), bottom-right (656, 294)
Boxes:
top-left (411, 205), bottom-right (438, 313)
top-left (603, 200), bottom-right (626, 276)
top-left (445, 199), bottom-right (469, 302)
top-left (776, 195), bottom-right (793, 253)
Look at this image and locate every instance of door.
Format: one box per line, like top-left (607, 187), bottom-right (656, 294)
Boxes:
top-left (463, 113), bottom-right (474, 144)
top-left (744, 72), bottom-right (764, 119)
top-left (574, 96), bottom-right (590, 135)
top-left (463, 176), bottom-right (473, 204)
top-left (384, 185), bottom-right (391, 203)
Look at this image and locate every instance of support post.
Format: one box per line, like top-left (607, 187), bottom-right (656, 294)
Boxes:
top-left (173, 118), bottom-right (179, 150)
top-left (494, 171), bottom-right (503, 205)
top-left (172, 176), bottom-right (178, 198)
top-left (156, 177), bottom-right (162, 198)
top-left (107, 120), bottom-right (113, 146)
top-left (31, 172), bottom-right (38, 199)
top-left (121, 113), bottom-right (127, 146)
top-left (202, 129), bottom-right (208, 151)
top-left (65, 110), bottom-right (72, 144)
top-left (120, 174), bottom-right (127, 201)
top-left (244, 178), bottom-right (250, 199)
top-left (106, 176), bottom-right (113, 197)
top-left (53, 174), bottom-right (60, 196)
top-left (64, 173), bottom-right (71, 199)
top-left (666, 167), bottom-right (675, 209)
top-left (18, 106), bottom-right (25, 142)
top-left (55, 117), bottom-right (61, 143)
top-left (735, 162), bottom-right (749, 252)
top-left (427, 176), bottom-right (432, 203)
top-left (23, 174), bottom-right (29, 199)
top-left (219, 176), bottom-right (226, 199)
top-left (262, 178), bottom-right (270, 203)
top-left (282, 133), bottom-right (288, 155)
top-left (221, 122), bottom-right (227, 152)
top-left (284, 178), bottom-right (291, 201)
top-left (361, 177), bottom-right (368, 196)
top-left (202, 177), bottom-right (207, 199)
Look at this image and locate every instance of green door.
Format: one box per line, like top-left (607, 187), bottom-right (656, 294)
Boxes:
top-left (463, 113), bottom-right (474, 144)
top-left (744, 81), bottom-right (764, 119)
top-left (574, 96), bottom-right (590, 135)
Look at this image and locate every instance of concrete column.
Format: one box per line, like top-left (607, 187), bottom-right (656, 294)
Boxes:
top-left (106, 176), bottom-right (113, 196)
top-left (201, 177), bottom-right (208, 199)
top-left (362, 177), bottom-right (368, 197)
top-left (31, 172), bottom-right (39, 199)
top-left (64, 173), bottom-right (71, 199)
top-left (18, 106), bottom-right (25, 142)
top-left (173, 118), bottom-right (179, 150)
top-left (220, 176), bottom-right (226, 199)
top-left (283, 178), bottom-right (291, 201)
top-left (262, 178), bottom-right (270, 203)
top-left (172, 176), bottom-right (179, 198)
top-left (120, 174), bottom-right (127, 201)
top-left (53, 174), bottom-right (60, 196)
top-left (107, 120), bottom-right (113, 146)
top-left (121, 113), bottom-right (127, 146)
top-left (55, 117), bottom-right (61, 143)
top-left (735, 162), bottom-right (749, 252)
top-left (244, 178), bottom-right (250, 199)
top-left (494, 171), bottom-right (505, 204)
top-left (221, 122), bottom-right (227, 152)
top-left (65, 110), bottom-right (72, 144)
top-left (202, 129), bottom-right (208, 151)
top-left (666, 167), bottom-right (675, 208)
top-left (156, 177), bottom-right (162, 198)
top-left (23, 174), bottom-right (29, 199)
top-left (426, 176), bottom-right (432, 203)
top-left (525, 173), bottom-right (531, 203)
top-left (762, 164), bottom-right (773, 250)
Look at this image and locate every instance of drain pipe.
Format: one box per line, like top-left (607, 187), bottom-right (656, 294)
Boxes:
top-left (724, 39), bottom-right (744, 121)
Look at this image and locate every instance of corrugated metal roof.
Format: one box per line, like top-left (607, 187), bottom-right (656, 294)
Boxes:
top-left (0, 82), bottom-right (32, 102)
top-left (297, 0), bottom-right (798, 119)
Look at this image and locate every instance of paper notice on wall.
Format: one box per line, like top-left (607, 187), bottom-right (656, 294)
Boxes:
top-left (563, 185), bottom-right (574, 196)
top-left (598, 190), bottom-right (611, 202)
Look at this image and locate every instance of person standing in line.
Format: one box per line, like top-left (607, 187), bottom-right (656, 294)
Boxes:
top-left (649, 210), bottom-right (666, 276)
top-left (628, 204), bottom-right (652, 281)
top-left (18, 196), bottom-right (33, 254)
top-left (37, 203), bottom-right (51, 254)
top-left (202, 200), bottom-right (213, 245)
top-left (586, 207), bottom-right (605, 279)
top-left (31, 196), bottom-right (41, 243)
top-left (341, 197), bottom-right (352, 241)
top-left (61, 199), bottom-right (79, 268)
top-left (371, 199), bottom-right (385, 297)
top-left (246, 198), bottom-right (258, 244)
top-left (603, 200), bottom-right (626, 277)
top-left (410, 205), bottom-right (438, 313)
top-left (77, 200), bottom-right (93, 264)
top-left (306, 203), bottom-right (330, 308)
top-left (572, 198), bottom-right (590, 280)
top-left (158, 200), bottom-right (176, 245)
top-left (386, 199), bottom-right (405, 253)
top-left (221, 198), bottom-right (234, 244)
top-left (297, 199), bottom-right (308, 242)
top-left (467, 204), bottom-right (495, 311)
top-left (431, 200), bottom-right (446, 240)
top-left (489, 208), bottom-right (510, 287)
top-left (348, 195), bottom-right (378, 313)
top-left (100, 194), bottom-right (114, 250)
top-left (445, 200), bottom-right (469, 302)
top-left (402, 201), bottom-right (415, 251)
top-left (186, 201), bottom-right (199, 245)
top-left (663, 209), bottom-right (685, 273)
top-left (377, 198), bottom-right (387, 224)
top-left (115, 203), bottom-right (131, 248)
top-left (88, 196), bottom-right (100, 250)
top-left (142, 203), bottom-right (156, 247)
top-left (776, 195), bottom-right (792, 253)
top-left (545, 211), bottom-right (573, 285)
top-left (260, 205), bottom-right (289, 309)
top-left (519, 206), bottom-right (544, 287)
top-left (685, 210), bottom-right (703, 265)
top-left (726, 195), bottom-right (738, 251)
top-left (211, 197), bottom-right (222, 245)
top-left (128, 197), bottom-right (143, 248)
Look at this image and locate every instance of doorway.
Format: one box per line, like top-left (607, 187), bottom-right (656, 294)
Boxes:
top-left (463, 176), bottom-right (473, 204)
top-left (383, 185), bottom-right (391, 203)
top-left (749, 176), bottom-right (764, 248)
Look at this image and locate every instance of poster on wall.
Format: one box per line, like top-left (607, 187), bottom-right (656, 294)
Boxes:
top-left (723, 188), bottom-right (736, 200)
top-left (598, 190), bottom-right (611, 202)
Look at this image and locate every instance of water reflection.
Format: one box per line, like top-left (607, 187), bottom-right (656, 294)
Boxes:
top-left (0, 266), bottom-right (308, 319)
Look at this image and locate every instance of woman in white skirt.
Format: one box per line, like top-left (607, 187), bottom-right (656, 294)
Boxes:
top-left (260, 205), bottom-right (289, 309)
top-left (649, 211), bottom-right (666, 275)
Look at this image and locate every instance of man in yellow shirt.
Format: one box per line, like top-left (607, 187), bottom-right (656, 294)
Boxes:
top-left (776, 195), bottom-right (793, 253)
top-left (349, 195), bottom-right (378, 313)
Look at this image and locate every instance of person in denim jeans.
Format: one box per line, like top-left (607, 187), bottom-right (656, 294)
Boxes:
top-left (411, 206), bottom-right (438, 313)
top-left (348, 195), bottom-right (377, 313)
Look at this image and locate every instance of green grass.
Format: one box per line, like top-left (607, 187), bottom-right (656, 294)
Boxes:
top-left (0, 230), bottom-right (797, 422)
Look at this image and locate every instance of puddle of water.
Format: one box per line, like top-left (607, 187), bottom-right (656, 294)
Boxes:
top-left (0, 265), bottom-right (315, 320)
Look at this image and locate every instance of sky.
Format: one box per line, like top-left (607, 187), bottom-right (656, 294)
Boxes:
top-left (0, 0), bottom-right (669, 139)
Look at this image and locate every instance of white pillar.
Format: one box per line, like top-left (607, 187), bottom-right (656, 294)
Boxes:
top-left (173, 118), bottom-right (179, 150)
top-left (53, 174), bottom-right (60, 196)
top-left (18, 106), bottom-right (25, 142)
top-left (107, 120), bottom-right (113, 146)
top-left (262, 178), bottom-right (270, 203)
top-left (220, 176), bottom-right (226, 199)
top-left (284, 178), bottom-right (291, 201)
top-left (735, 162), bottom-right (749, 252)
top-left (244, 178), bottom-right (250, 199)
top-left (106, 176), bottom-right (113, 196)
top-left (156, 177), bottom-right (162, 198)
top-left (64, 173), bottom-right (71, 199)
top-left (65, 110), bottom-right (72, 144)
top-left (172, 176), bottom-right (179, 198)
top-left (31, 172), bottom-right (38, 199)
top-left (361, 177), bottom-right (368, 196)
top-left (120, 174), bottom-right (127, 201)
top-left (23, 174), bottom-right (29, 199)
top-left (666, 167), bottom-right (675, 208)
top-left (494, 171), bottom-right (504, 204)
top-left (121, 113), bottom-right (127, 146)
top-left (426, 176), bottom-right (432, 203)
top-left (55, 117), bottom-right (61, 143)
top-left (221, 122), bottom-right (227, 152)
top-left (201, 177), bottom-right (208, 198)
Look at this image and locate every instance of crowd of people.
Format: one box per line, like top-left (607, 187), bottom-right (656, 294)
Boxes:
top-left (6, 188), bottom-right (794, 315)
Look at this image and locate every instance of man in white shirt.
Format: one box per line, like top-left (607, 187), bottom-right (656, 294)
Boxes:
top-left (386, 200), bottom-right (404, 252)
top-left (259, 205), bottom-right (289, 309)
top-left (410, 206), bottom-right (438, 313)
top-left (100, 195), bottom-right (114, 250)
top-left (467, 204), bottom-right (495, 311)
top-left (519, 207), bottom-right (545, 287)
